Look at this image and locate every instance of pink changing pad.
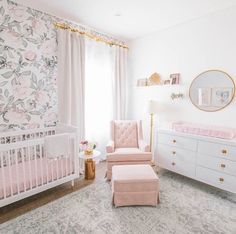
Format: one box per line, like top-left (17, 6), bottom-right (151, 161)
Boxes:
top-left (172, 121), bottom-right (236, 139)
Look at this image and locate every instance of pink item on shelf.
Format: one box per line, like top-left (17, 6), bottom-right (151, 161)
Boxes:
top-left (172, 121), bottom-right (236, 139)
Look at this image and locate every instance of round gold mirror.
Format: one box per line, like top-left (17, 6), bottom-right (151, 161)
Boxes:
top-left (189, 70), bottom-right (235, 112)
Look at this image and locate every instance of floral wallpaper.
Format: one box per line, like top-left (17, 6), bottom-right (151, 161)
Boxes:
top-left (0, 0), bottom-right (58, 131)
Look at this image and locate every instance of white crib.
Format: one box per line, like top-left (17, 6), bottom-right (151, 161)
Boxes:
top-left (0, 124), bottom-right (79, 208)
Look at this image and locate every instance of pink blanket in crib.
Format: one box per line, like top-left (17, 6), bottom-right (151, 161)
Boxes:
top-left (0, 158), bottom-right (74, 199)
top-left (172, 121), bottom-right (236, 139)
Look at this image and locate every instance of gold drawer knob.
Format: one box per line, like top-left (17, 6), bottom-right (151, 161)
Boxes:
top-left (220, 164), bottom-right (226, 168)
top-left (172, 162), bottom-right (175, 166)
top-left (221, 149), bottom-right (227, 154)
top-left (219, 177), bottom-right (224, 182)
top-left (172, 151), bottom-right (176, 155)
top-left (173, 139), bottom-right (176, 143)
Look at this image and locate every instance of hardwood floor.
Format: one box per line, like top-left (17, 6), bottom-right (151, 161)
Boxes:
top-left (0, 161), bottom-right (107, 224)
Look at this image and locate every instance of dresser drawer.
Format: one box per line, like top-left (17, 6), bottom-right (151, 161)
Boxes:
top-left (198, 141), bottom-right (236, 161)
top-left (197, 154), bottom-right (236, 176)
top-left (196, 166), bottom-right (236, 193)
top-left (158, 133), bottom-right (197, 151)
top-left (157, 144), bottom-right (196, 177)
top-left (158, 144), bottom-right (196, 163)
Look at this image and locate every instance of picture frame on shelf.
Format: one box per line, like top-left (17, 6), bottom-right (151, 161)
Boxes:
top-left (137, 78), bottom-right (148, 87)
top-left (170, 73), bottom-right (180, 85)
top-left (164, 79), bottom-right (171, 85)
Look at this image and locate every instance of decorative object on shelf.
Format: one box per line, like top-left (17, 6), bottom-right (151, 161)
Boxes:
top-left (137, 78), bottom-right (148, 86)
top-left (164, 79), bottom-right (171, 85)
top-left (189, 70), bottom-right (235, 112)
top-left (170, 73), bottom-right (180, 85)
top-left (147, 100), bottom-right (158, 152)
top-left (79, 140), bottom-right (97, 155)
top-left (148, 73), bottom-right (162, 86)
top-left (171, 93), bottom-right (184, 100)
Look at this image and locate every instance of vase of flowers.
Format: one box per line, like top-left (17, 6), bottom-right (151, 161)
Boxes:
top-left (79, 140), bottom-right (97, 155)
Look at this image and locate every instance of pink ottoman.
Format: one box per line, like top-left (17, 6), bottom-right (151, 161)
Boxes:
top-left (112, 164), bottom-right (160, 207)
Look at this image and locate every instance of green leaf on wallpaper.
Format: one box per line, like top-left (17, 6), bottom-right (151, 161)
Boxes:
top-left (21, 71), bottom-right (31, 76)
top-left (4, 89), bottom-right (9, 98)
top-left (7, 50), bottom-right (14, 58)
top-left (0, 81), bottom-right (8, 86)
top-left (31, 73), bottom-right (37, 83)
top-left (26, 38), bottom-right (38, 44)
top-left (25, 114), bottom-right (31, 122)
top-left (8, 96), bottom-right (14, 104)
top-left (38, 80), bottom-right (44, 88)
top-left (22, 40), bottom-right (28, 48)
top-left (1, 71), bottom-right (13, 79)
top-left (29, 111), bottom-right (41, 115)
top-left (0, 6), bottom-right (5, 16)
top-left (0, 95), bottom-right (4, 101)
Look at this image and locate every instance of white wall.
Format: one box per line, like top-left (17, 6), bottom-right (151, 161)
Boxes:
top-left (128, 6), bottom-right (236, 141)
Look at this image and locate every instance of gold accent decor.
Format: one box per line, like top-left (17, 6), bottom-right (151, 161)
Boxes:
top-left (85, 149), bottom-right (93, 155)
top-left (219, 177), bottom-right (224, 182)
top-left (85, 159), bottom-right (95, 180)
top-left (222, 149), bottom-right (227, 154)
top-left (148, 73), bottom-right (162, 86)
top-left (220, 164), bottom-right (226, 168)
top-left (54, 22), bottom-right (129, 49)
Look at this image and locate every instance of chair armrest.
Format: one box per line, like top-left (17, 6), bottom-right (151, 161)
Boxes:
top-left (106, 140), bottom-right (115, 153)
top-left (139, 140), bottom-right (150, 152)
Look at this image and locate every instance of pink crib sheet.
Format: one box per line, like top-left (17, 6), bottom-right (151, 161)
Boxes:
top-left (172, 121), bottom-right (236, 139)
top-left (0, 157), bottom-right (74, 199)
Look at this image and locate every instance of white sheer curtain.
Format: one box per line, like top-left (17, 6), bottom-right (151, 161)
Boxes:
top-left (85, 39), bottom-right (113, 158)
top-left (57, 29), bottom-right (85, 141)
top-left (113, 46), bottom-right (128, 120)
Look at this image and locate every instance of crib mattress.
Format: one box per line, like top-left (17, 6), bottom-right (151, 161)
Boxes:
top-left (0, 157), bottom-right (74, 199)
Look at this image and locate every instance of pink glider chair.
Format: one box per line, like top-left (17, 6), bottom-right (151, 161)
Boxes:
top-left (106, 120), bottom-right (152, 180)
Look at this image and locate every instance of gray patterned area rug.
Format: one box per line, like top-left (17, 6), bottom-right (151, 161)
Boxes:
top-left (1, 171), bottom-right (236, 234)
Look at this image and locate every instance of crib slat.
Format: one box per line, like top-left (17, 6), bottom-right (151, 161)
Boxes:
top-left (34, 146), bottom-right (38, 188)
top-left (56, 157), bottom-right (59, 180)
top-left (27, 145), bottom-right (32, 190)
top-left (15, 149), bottom-right (20, 195)
top-left (22, 147), bottom-right (27, 192)
top-left (7, 151), bottom-right (13, 197)
top-left (0, 152), bottom-right (6, 199)
top-left (39, 144), bottom-right (43, 185)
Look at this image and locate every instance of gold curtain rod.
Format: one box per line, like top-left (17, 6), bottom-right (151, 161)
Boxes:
top-left (54, 22), bottom-right (129, 49)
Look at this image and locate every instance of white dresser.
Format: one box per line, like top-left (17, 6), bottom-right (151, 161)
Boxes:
top-left (156, 129), bottom-right (236, 193)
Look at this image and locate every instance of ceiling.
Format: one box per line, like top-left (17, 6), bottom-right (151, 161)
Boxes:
top-left (15, 0), bottom-right (236, 41)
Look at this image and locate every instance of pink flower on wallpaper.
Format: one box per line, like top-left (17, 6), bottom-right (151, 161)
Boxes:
top-left (13, 85), bottom-right (31, 99)
top-left (1, 29), bottom-right (21, 48)
top-left (41, 40), bottom-right (57, 55)
top-left (35, 90), bottom-right (49, 106)
top-left (24, 51), bottom-right (37, 61)
top-left (19, 75), bottom-right (31, 87)
top-left (8, 5), bottom-right (28, 22)
top-left (5, 109), bottom-right (27, 124)
top-left (32, 19), bottom-right (47, 34)
top-left (44, 111), bottom-right (57, 123)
